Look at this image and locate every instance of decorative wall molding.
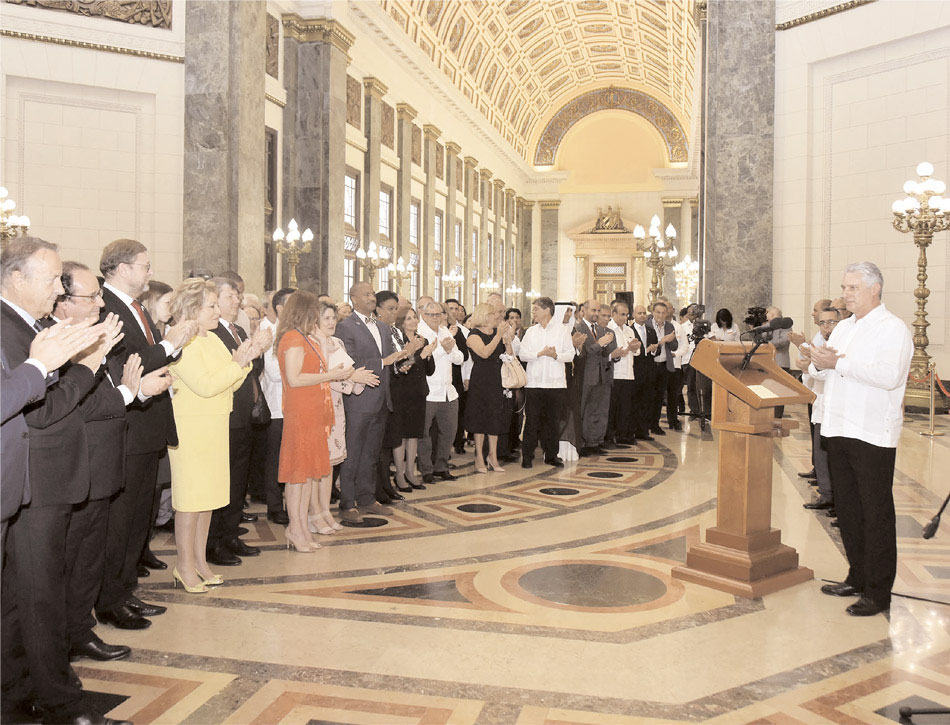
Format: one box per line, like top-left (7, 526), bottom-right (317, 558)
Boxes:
top-left (265, 14), bottom-right (279, 79)
top-left (534, 87), bottom-right (688, 166)
top-left (0, 28), bottom-right (183, 62)
top-left (265, 93), bottom-right (285, 109)
top-left (281, 14), bottom-right (354, 54)
top-left (5, 0), bottom-right (172, 29)
top-left (776, 0), bottom-right (877, 31)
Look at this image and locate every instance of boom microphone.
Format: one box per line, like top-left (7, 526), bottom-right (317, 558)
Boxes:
top-left (745, 317), bottom-right (793, 337)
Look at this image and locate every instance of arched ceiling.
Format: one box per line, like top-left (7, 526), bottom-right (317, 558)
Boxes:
top-left (377, 0), bottom-right (698, 165)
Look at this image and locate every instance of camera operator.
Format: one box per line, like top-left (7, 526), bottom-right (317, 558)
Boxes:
top-left (687, 312), bottom-right (714, 428)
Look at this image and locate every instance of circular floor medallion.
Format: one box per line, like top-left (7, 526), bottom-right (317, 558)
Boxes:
top-left (539, 487), bottom-right (580, 496)
top-left (457, 503), bottom-right (502, 513)
top-left (340, 516), bottom-right (389, 528)
top-left (587, 471), bottom-right (624, 479)
top-left (517, 563), bottom-right (667, 608)
top-left (606, 456), bottom-right (639, 463)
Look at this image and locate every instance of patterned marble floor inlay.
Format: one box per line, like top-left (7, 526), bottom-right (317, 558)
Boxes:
top-left (87, 413), bottom-right (950, 723)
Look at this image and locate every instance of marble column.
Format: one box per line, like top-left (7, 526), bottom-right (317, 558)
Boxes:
top-left (280, 14), bottom-right (353, 297)
top-left (445, 142), bottom-right (460, 276)
top-left (702, 0), bottom-right (775, 317)
top-left (680, 198), bottom-right (695, 260)
top-left (395, 103), bottom-right (415, 268)
top-left (539, 200), bottom-right (560, 298)
top-left (184, 0), bottom-right (266, 291)
top-left (361, 77), bottom-right (386, 278)
top-left (517, 198), bottom-right (533, 299)
top-left (422, 124), bottom-right (440, 298)
top-left (575, 255), bottom-right (589, 302)
top-left (492, 179), bottom-right (504, 286)
top-left (463, 156), bottom-right (477, 307)
top-left (504, 187), bottom-right (515, 296)
top-left (478, 168), bottom-right (492, 296)
top-left (662, 197), bottom-right (683, 306)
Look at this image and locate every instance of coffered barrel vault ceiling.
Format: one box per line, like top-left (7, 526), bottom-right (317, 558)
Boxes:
top-left (377, 0), bottom-right (697, 166)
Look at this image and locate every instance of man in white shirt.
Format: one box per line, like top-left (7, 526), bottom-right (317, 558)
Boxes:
top-left (417, 301), bottom-right (464, 482)
top-left (606, 300), bottom-right (640, 444)
top-left (789, 297), bottom-right (833, 480)
top-left (647, 301), bottom-right (680, 434)
top-left (519, 297), bottom-right (575, 468)
top-left (807, 262), bottom-right (912, 616)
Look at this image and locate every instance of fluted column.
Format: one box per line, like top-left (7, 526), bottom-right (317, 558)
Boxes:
top-left (463, 156), bottom-right (477, 307)
top-left (492, 179), bottom-right (504, 285)
top-left (504, 187), bottom-right (515, 297)
top-left (361, 77), bottom-right (387, 277)
top-left (395, 103), bottom-right (416, 268)
top-left (478, 168), bottom-right (492, 296)
top-left (445, 141), bottom-right (461, 276)
top-left (422, 124), bottom-right (440, 298)
top-left (517, 197), bottom-right (533, 298)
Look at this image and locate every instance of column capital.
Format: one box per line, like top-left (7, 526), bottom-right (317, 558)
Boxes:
top-left (423, 124), bottom-right (441, 140)
top-left (396, 102), bottom-right (417, 121)
top-left (687, 196), bottom-right (699, 205)
top-left (445, 141), bottom-right (461, 155)
top-left (463, 155), bottom-right (478, 168)
top-left (478, 168), bottom-right (493, 180)
top-left (539, 200), bottom-right (561, 210)
top-left (504, 188), bottom-right (516, 198)
top-left (516, 197), bottom-right (533, 208)
top-left (492, 178), bottom-right (505, 189)
top-left (662, 197), bottom-right (686, 207)
top-left (363, 76), bottom-right (388, 99)
top-left (281, 14), bottom-right (355, 53)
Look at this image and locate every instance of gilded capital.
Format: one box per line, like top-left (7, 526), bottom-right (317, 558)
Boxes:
top-left (445, 141), bottom-right (461, 155)
top-left (505, 188), bottom-right (516, 198)
top-left (281, 14), bottom-right (355, 54)
top-left (396, 102), bottom-right (417, 121)
top-left (363, 76), bottom-right (389, 99)
top-left (492, 179), bottom-right (505, 190)
top-left (423, 124), bottom-right (441, 140)
top-left (539, 200), bottom-right (561, 210)
top-left (479, 168), bottom-right (493, 180)
top-left (662, 197), bottom-right (686, 207)
top-left (463, 155), bottom-right (478, 169)
top-left (516, 196), bottom-right (532, 208)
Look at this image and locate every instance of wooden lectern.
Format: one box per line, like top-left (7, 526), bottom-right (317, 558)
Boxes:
top-left (671, 339), bottom-right (817, 597)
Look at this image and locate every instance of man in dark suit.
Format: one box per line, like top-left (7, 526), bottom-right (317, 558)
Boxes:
top-left (336, 281), bottom-right (399, 525)
top-left (445, 298), bottom-right (470, 456)
top-left (96, 239), bottom-right (196, 631)
top-left (575, 299), bottom-right (617, 456)
top-left (647, 300), bottom-right (680, 434)
top-left (208, 276), bottom-right (267, 565)
top-left (629, 304), bottom-right (659, 441)
top-left (1, 236), bottom-right (130, 725)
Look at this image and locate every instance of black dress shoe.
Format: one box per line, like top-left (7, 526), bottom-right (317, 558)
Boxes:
top-left (809, 479), bottom-right (819, 487)
top-left (639, 434), bottom-right (655, 442)
top-left (139, 549), bottom-right (167, 570)
top-left (846, 596), bottom-right (888, 616)
top-left (830, 519), bottom-right (839, 528)
top-left (433, 470), bottom-right (458, 481)
top-left (227, 538), bottom-right (260, 557)
top-left (825, 508), bottom-right (837, 517)
top-left (592, 445), bottom-right (607, 454)
top-left (125, 594), bottom-right (166, 616)
top-left (500, 454), bottom-right (519, 463)
top-left (577, 447), bottom-right (591, 457)
top-left (422, 474), bottom-right (435, 484)
top-left (521, 459), bottom-right (533, 469)
top-left (389, 491), bottom-right (405, 501)
top-left (97, 605), bottom-right (150, 630)
top-left (241, 512), bottom-right (258, 523)
top-left (650, 427), bottom-right (666, 436)
top-left (69, 639), bottom-right (131, 662)
top-left (206, 545), bottom-right (242, 566)
top-left (395, 484), bottom-right (413, 493)
top-left (267, 511), bottom-right (290, 526)
top-left (137, 565), bottom-right (150, 578)
top-left (237, 526), bottom-right (249, 536)
top-left (447, 462), bottom-right (459, 469)
top-left (670, 422), bottom-right (683, 431)
top-left (803, 499), bottom-right (834, 510)
top-left (544, 457), bottom-right (565, 468)
top-left (453, 446), bottom-right (465, 455)
top-left (53, 709), bottom-right (132, 725)
top-left (409, 482), bottom-right (427, 490)
top-left (820, 582), bottom-right (862, 597)
top-left (798, 469), bottom-right (817, 479)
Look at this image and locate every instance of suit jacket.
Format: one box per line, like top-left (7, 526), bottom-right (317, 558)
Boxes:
top-left (0, 350), bottom-right (47, 520)
top-left (575, 319), bottom-right (617, 387)
top-left (647, 317), bottom-right (680, 372)
top-left (211, 321), bottom-right (262, 429)
top-left (101, 286), bottom-right (177, 453)
top-left (771, 328), bottom-right (791, 369)
top-left (1, 301), bottom-right (95, 508)
top-left (78, 371), bottom-right (128, 500)
top-left (336, 312), bottom-right (394, 415)
top-left (630, 322), bottom-right (659, 376)
top-left (450, 325), bottom-right (470, 391)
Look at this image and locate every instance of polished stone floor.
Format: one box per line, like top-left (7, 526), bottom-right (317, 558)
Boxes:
top-left (81, 409), bottom-right (950, 724)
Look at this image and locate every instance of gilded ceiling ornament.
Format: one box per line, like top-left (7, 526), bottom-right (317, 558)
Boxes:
top-left (7, 0), bottom-right (172, 28)
top-left (534, 87), bottom-right (688, 166)
top-left (538, 59), bottom-right (560, 78)
top-left (482, 64), bottom-right (498, 93)
top-left (589, 43), bottom-right (617, 54)
top-left (447, 16), bottom-right (466, 53)
top-left (504, 0), bottom-right (529, 17)
top-left (576, 0), bottom-right (608, 10)
top-left (583, 23), bottom-right (613, 34)
top-left (467, 42), bottom-right (483, 74)
top-left (528, 39), bottom-right (554, 60)
top-left (425, 0), bottom-right (443, 27)
top-left (517, 17), bottom-right (544, 40)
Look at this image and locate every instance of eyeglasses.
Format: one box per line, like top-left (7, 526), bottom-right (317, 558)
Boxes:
top-left (423, 311), bottom-right (444, 317)
top-left (818, 320), bottom-right (838, 326)
top-left (125, 261), bottom-right (151, 272)
top-left (68, 290), bottom-right (103, 300)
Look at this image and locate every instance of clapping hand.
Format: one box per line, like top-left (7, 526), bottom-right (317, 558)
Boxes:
top-left (789, 331), bottom-right (806, 347)
top-left (661, 332), bottom-right (676, 344)
top-left (121, 353), bottom-right (144, 394)
top-left (141, 366), bottom-right (173, 396)
top-left (29, 318), bottom-right (99, 372)
top-left (406, 335), bottom-right (425, 354)
top-left (448, 324), bottom-right (459, 337)
top-left (165, 319), bottom-right (199, 349)
top-left (810, 344), bottom-right (843, 370)
top-left (597, 331), bottom-right (614, 347)
top-left (539, 345), bottom-right (558, 359)
top-left (646, 343), bottom-right (658, 354)
top-left (628, 338), bottom-right (641, 353)
top-left (351, 366), bottom-right (380, 386)
top-left (248, 327), bottom-right (273, 358)
top-left (232, 339), bottom-right (255, 368)
top-left (420, 338), bottom-right (439, 359)
top-left (76, 313), bottom-right (125, 371)
top-left (329, 363), bottom-right (353, 381)
top-left (571, 331), bottom-right (587, 349)
top-left (440, 335), bottom-right (456, 353)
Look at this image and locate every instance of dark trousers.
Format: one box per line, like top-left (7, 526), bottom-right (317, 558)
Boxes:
top-left (2, 503), bottom-right (83, 718)
top-left (453, 386), bottom-right (467, 450)
top-left (97, 451), bottom-right (161, 614)
top-left (66, 497), bottom-right (109, 646)
top-left (246, 424), bottom-right (269, 504)
top-left (499, 389), bottom-right (525, 457)
top-left (685, 365), bottom-right (700, 415)
top-left (581, 382), bottom-right (611, 447)
top-left (825, 436), bottom-right (897, 608)
top-left (340, 410), bottom-right (385, 509)
top-left (522, 387), bottom-right (566, 462)
top-left (631, 360), bottom-right (656, 436)
top-left (209, 425), bottom-right (253, 548)
top-left (695, 371), bottom-right (712, 419)
top-left (650, 363), bottom-right (680, 428)
top-left (263, 419), bottom-right (285, 514)
top-left (607, 379), bottom-right (635, 441)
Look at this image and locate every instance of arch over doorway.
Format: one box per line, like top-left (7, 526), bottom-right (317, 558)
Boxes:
top-left (533, 87), bottom-right (688, 166)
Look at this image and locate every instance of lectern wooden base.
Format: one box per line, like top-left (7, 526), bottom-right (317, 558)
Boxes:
top-left (671, 527), bottom-right (814, 598)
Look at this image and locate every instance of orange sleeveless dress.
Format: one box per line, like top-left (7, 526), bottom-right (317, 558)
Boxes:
top-left (277, 329), bottom-right (333, 482)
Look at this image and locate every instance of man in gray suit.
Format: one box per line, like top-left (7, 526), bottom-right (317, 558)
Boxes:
top-left (767, 305), bottom-right (791, 418)
top-left (648, 300), bottom-right (680, 434)
top-left (575, 299), bottom-right (617, 456)
top-left (336, 282), bottom-right (406, 525)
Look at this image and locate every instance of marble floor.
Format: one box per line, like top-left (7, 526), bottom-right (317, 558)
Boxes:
top-left (80, 409), bottom-right (950, 724)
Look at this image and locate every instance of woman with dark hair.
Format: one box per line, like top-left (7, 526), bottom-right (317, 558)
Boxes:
top-left (390, 306), bottom-right (437, 491)
top-left (711, 308), bottom-right (740, 342)
top-left (141, 280), bottom-right (174, 335)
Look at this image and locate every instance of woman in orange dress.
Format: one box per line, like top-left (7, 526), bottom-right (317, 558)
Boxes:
top-left (275, 291), bottom-right (353, 552)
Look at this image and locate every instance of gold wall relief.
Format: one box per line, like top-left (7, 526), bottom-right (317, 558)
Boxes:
top-left (346, 75), bottom-right (362, 129)
top-left (266, 14), bottom-right (279, 79)
top-left (381, 102), bottom-right (395, 150)
top-left (6, 0), bottom-right (172, 29)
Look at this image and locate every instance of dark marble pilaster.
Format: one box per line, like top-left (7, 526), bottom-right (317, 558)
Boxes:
top-left (518, 198), bottom-right (533, 298)
top-left (362, 77), bottom-right (386, 278)
top-left (422, 124), bottom-right (440, 298)
top-left (183, 0), bottom-right (266, 289)
top-left (463, 156), bottom-right (477, 307)
top-left (445, 142), bottom-right (461, 278)
top-left (395, 103), bottom-right (416, 268)
top-left (702, 0), bottom-right (775, 317)
top-left (492, 179), bottom-right (504, 285)
top-left (504, 187), bottom-right (515, 295)
top-left (539, 200), bottom-right (560, 298)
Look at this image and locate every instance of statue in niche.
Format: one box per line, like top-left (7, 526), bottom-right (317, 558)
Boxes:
top-left (590, 206), bottom-right (628, 233)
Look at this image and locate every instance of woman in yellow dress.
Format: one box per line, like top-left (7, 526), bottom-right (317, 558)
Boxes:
top-left (167, 278), bottom-right (269, 592)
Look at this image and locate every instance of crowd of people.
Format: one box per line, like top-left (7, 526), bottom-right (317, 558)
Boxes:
top-left (0, 231), bottom-right (913, 723)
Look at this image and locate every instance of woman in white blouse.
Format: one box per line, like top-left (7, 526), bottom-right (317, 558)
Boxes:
top-left (710, 308), bottom-right (740, 342)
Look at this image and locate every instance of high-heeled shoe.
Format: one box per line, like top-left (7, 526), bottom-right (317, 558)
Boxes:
top-left (286, 537), bottom-right (320, 552)
top-left (308, 515), bottom-right (337, 536)
top-left (172, 567), bottom-right (208, 593)
top-left (320, 511), bottom-right (343, 531)
top-left (196, 570), bottom-right (224, 586)
top-left (475, 462), bottom-right (488, 474)
top-left (488, 460), bottom-right (505, 472)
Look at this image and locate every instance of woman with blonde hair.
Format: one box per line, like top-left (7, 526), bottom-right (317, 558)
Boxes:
top-left (463, 302), bottom-right (514, 473)
top-left (275, 291), bottom-right (354, 551)
top-left (167, 278), bottom-right (269, 592)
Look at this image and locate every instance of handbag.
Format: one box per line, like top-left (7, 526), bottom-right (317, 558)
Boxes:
top-left (250, 378), bottom-right (271, 426)
top-left (501, 356), bottom-right (527, 389)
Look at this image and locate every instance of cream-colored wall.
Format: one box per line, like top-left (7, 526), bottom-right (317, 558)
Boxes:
top-left (1, 1), bottom-right (185, 286)
top-left (773, 0), bottom-right (950, 370)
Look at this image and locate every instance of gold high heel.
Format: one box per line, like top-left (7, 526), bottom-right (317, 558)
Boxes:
top-left (173, 567), bottom-right (208, 593)
top-left (286, 538), bottom-right (320, 553)
top-left (196, 570), bottom-right (224, 586)
top-left (488, 460), bottom-right (505, 473)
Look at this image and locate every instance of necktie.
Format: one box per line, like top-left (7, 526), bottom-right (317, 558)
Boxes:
top-left (131, 300), bottom-right (156, 345)
top-left (227, 322), bottom-right (242, 345)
